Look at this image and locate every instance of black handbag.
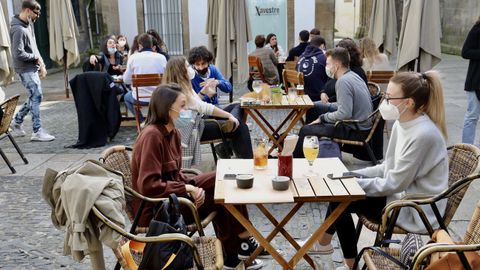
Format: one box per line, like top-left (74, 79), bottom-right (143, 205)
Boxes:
top-left (138, 194), bottom-right (194, 270)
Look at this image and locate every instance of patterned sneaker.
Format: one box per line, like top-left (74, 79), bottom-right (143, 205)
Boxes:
top-left (223, 256), bottom-right (263, 270)
top-left (31, 128), bottom-right (55, 142)
top-left (238, 236), bottom-right (272, 260)
top-left (9, 120), bottom-right (26, 137)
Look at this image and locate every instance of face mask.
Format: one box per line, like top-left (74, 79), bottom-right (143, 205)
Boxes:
top-left (195, 67), bottom-right (209, 76)
top-left (107, 47), bottom-right (117, 55)
top-left (379, 99), bottom-right (406, 121)
top-left (179, 109), bottom-right (193, 119)
top-left (187, 66), bottom-right (196, 80)
top-left (325, 65), bottom-right (336, 79)
top-left (118, 40), bottom-right (126, 47)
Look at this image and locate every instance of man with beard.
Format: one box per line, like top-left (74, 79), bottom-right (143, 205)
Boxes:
top-left (9, 0), bottom-right (54, 141)
top-left (188, 46), bottom-right (232, 105)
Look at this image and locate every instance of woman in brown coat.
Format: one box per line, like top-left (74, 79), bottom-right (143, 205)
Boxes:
top-left (130, 83), bottom-right (266, 269)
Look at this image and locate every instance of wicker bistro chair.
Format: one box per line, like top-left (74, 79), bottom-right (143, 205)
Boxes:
top-left (360, 196), bottom-right (480, 270)
top-left (0, 95), bottom-right (28, 173)
top-left (99, 145), bottom-right (216, 235)
top-left (92, 187), bottom-right (223, 270)
top-left (355, 144), bottom-right (480, 244)
top-left (131, 73), bottom-right (162, 133)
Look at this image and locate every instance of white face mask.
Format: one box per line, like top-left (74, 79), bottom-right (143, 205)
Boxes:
top-left (107, 47), bottom-right (117, 55)
top-left (187, 66), bottom-right (196, 80)
top-left (118, 40), bottom-right (126, 47)
top-left (325, 65), bottom-right (336, 79)
top-left (379, 99), bottom-right (407, 121)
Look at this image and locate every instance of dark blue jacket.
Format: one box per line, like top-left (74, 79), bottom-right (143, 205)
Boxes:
top-left (191, 64), bottom-right (232, 105)
top-left (286, 42), bottom-right (309, 61)
top-left (296, 45), bottom-right (328, 101)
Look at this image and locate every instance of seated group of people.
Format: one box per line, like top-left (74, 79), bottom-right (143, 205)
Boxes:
top-left (87, 31), bottom-right (450, 270)
top-left (134, 69), bottom-right (449, 270)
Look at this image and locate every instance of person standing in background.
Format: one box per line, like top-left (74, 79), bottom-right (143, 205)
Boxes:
top-left (462, 17), bottom-right (480, 144)
top-left (9, 0), bottom-right (54, 141)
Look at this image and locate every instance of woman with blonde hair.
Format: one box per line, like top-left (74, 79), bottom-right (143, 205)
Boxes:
top-left (309, 71), bottom-right (448, 270)
top-left (359, 37), bottom-right (390, 71)
top-left (163, 56), bottom-right (253, 159)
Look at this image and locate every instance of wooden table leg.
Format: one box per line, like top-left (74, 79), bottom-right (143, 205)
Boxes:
top-left (245, 110), bottom-right (283, 152)
top-left (288, 201), bottom-right (351, 268)
top-left (255, 204), bottom-right (317, 268)
top-left (223, 204), bottom-right (292, 269)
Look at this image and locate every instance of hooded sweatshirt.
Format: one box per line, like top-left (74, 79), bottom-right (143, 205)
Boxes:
top-left (10, 15), bottom-right (40, 73)
top-left (296, 45), bottom-right (328, 101)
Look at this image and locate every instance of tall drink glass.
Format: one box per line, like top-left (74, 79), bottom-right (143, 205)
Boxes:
top-left (303, 136), bottom-right (319, 177)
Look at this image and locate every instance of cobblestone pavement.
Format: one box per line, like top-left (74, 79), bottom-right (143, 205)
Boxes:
top-left (0, 54), bottom-right (479, 269)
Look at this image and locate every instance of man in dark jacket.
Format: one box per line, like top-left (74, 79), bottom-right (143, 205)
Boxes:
top-left (297, 36), bottom-right (328, 102)
top-left (9, 0), bottom-right (54, 141)
top-left (462, 17), bottom-right (480, 144)
top-left (286, 30), bottom-right (309, 61)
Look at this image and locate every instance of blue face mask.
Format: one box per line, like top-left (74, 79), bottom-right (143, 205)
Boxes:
top-left (179, 109), bottom-right (193, 119)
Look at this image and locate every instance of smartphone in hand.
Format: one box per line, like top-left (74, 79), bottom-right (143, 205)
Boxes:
top-left (327, 172), bottom-right (366, 180)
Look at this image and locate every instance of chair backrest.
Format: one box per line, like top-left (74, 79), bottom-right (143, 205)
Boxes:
top-left (284, 61), bottom-right (297, 71)
top-left (282, 69), bottom-right (304, 89)
top-left (100, 145), bottom-right (135, 220)
top-left (0, 95), bottom-right (20, 135)
top-left (363, 109), bottom-right (382, 144)
top-left (367, 70), bottom-right (396, 84)
top-left (248, 55), bottom-right (267, 83)
top-left (443, 144), bottom-right (480, 226)
top-left (464, 201), bottom-right (480, 244)
top-left (368, 82), bottom-right (382, 110)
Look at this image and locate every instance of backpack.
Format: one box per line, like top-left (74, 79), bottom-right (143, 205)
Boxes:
top-left (318, 138), bottom-right (342, 160)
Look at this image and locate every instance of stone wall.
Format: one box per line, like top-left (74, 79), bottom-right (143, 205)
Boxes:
top-left (315, 0), bottom-right (335, 48)
top-left (440, 0), bottom-right (480, 55)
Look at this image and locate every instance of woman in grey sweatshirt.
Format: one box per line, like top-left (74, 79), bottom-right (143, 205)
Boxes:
top-left (315, 71), bottom-right (449, 270)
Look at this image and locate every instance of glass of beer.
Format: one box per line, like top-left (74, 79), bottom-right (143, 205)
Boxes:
top-left (253, 138), bottom-right (268, 170)
top-left (303, 136), bottom-right (319, 176)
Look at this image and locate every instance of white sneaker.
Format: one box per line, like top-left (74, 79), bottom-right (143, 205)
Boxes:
top-left (31, 128), bottom-right (55, 142)
top-left (9, 120), bottom-right (26, 137)
top-left (297, 237), bottom-right (334, 255)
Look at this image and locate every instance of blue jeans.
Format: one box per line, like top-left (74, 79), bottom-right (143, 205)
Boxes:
top-left (14, 72), bottom-right (43, 132)
top-left (124, 91), bottom-right (149, 122)
top-left (462, 91), bottom-right (480, 144)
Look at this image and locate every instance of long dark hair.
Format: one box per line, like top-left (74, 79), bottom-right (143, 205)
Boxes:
top-left (266, 33), bottom-right (278, 52)
top-left (101, 35), bottom-right (117, 56)
top-left (337, 38), bottom-right (363, 67)
top-left (145, 84), bottom-right (183, 126)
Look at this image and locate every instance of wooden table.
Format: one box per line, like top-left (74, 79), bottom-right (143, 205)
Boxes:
top-left (214, 158), bottom-right (366, 269)
top-left (241, 95), bottom-right (314, 154)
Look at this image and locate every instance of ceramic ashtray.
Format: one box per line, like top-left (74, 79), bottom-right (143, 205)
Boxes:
top-left (272, 176), bottom-right (290, 191)
top-left (236, 174), bottom-right (254, 189)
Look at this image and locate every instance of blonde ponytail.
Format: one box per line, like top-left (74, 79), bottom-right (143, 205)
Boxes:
top-left (423, 71), bottom-right (448, 139)
top-left (390, 71), bottom-right (448, 140)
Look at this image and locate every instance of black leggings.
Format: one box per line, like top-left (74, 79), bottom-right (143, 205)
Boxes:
top-left (325, 196), bottom-right (387, 259)
top-left (200, 103), bottom-right (253, 158)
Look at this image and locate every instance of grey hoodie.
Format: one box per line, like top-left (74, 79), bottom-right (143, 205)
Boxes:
top-left (10, 15), bottom-right (40, 73)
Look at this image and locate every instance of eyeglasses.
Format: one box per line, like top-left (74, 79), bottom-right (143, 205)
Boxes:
top-left (384, 96), bottom-right (409, 104)
top-left (31, 9), bottom-right (40, 16)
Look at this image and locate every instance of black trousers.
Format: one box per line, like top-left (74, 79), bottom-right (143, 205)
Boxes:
top-left (200, 103), bottom-right (253, 158)
top-left (325, 196), bottom-right (387, 259)
top-left (293, 123), bottom-right (369, 158)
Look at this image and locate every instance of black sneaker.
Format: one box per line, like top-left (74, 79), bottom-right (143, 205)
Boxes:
top-left (223, 256), bottom-right (263, 270)
top-left (214, 143), bottom-right (232, 159)
top-left (238, 236), bottom-right (272, 260)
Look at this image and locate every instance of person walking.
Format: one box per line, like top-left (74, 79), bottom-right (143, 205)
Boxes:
top-left (9, 0), bottom-right (54, 141)
top-left (462, 17), bottom-right (480, 144)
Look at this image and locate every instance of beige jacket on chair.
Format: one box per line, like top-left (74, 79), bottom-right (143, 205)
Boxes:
top-left (43, 160), bottom-right (125, 270)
